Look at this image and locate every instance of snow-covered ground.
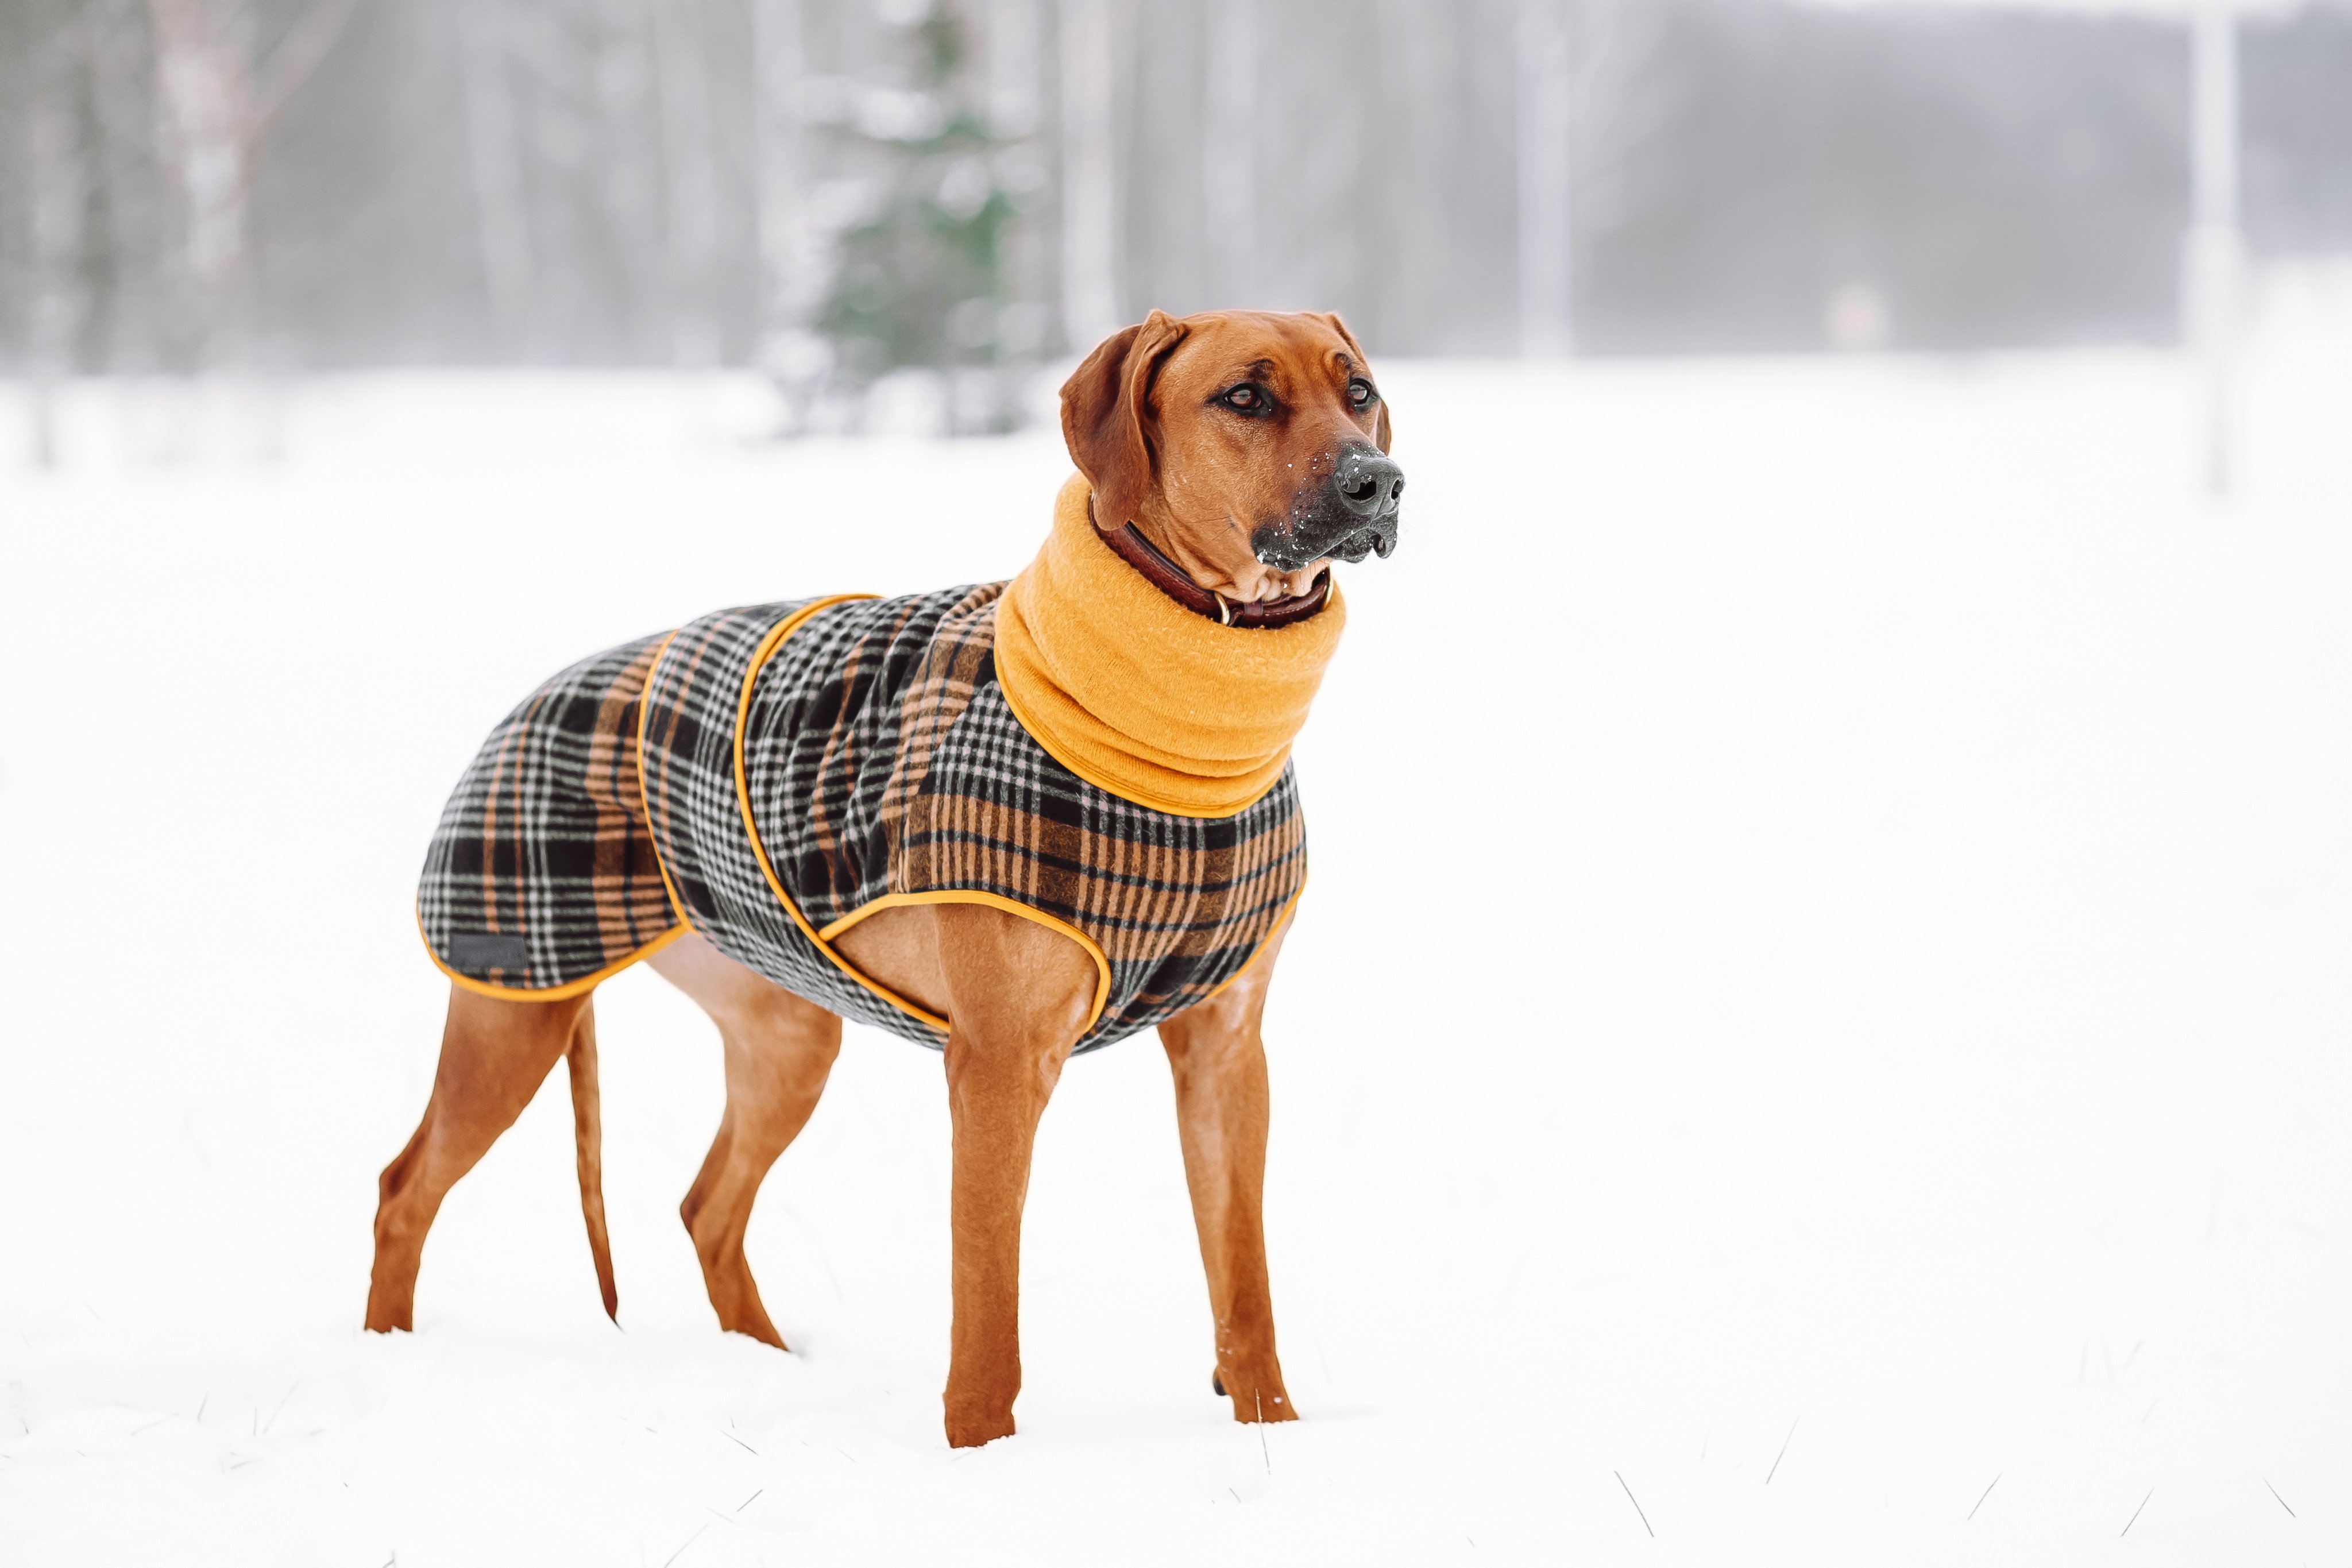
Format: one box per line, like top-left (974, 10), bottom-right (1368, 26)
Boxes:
top-left (3, 269), bottom-right (2350, 1565)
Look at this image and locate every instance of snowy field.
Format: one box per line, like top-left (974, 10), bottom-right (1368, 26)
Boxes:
top-left (3, 271), bottom-right (2351, 1565)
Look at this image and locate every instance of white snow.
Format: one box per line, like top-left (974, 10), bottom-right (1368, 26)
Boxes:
top-left (4, 268), bottom-right (2351, 1565)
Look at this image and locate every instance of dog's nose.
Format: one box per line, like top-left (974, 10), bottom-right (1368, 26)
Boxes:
top-left (1332, 446), bottom-right (1404, 517)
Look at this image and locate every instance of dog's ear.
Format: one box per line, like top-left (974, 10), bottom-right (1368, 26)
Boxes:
top-left (1319, 311), bottom-right (1392, 454)
top-left (1061, 311), bottom-right (1189, 528)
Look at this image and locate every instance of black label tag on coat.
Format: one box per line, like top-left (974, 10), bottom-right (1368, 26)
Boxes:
top-left (450, 932), bottom-right (528, 972)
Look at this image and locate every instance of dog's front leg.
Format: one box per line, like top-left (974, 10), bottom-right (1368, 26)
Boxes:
top-left (933, 904), bottom-right (1099, 1448)
top-left (1158, 913), bottom-right (1299, 1425)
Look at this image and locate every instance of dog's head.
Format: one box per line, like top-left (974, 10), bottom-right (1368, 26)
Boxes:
top-left (1061, 310), bottom-right (1403, 606)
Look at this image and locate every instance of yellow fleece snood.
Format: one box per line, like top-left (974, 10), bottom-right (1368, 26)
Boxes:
top-left (994, 475), bottom-right (1346, 818)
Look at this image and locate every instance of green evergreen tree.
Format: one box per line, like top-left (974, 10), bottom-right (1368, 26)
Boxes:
top-left (816, 3), bottom-right (1030, 432)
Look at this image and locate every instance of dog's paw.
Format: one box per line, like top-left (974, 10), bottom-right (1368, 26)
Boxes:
top-left (944, 1407), bottom-right (1017, 1449)
top-left (946, 1421), bottom-right (1015, 1449)
top-left (1214, 1366), bottom-right (1300, 1423)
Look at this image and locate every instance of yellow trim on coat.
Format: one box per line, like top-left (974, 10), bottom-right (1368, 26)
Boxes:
top-left (817, 890), bottom-right (1113, 1034)
top-left (1202, 878), bottom-right (1307, 1001)
top-left (635, 628), bottom-right (696, 932)
top-left (418, 909), bottom-right (686, 1003)
top-left (724, 594), bottom-right (965, 1036)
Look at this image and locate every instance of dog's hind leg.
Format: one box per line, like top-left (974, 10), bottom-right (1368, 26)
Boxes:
top-left (647, 933), bottom-right (842, 1350)
top-left (1157, 909), bottom-right (1299, 1426)
top-left (366, 984), bottom-right (588, 1332)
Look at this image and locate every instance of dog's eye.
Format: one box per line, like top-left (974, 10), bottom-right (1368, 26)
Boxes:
top-left (1349, 379), bottom-right (1377, 410)
top-left (1221, 384), bottom-right (1269, 414)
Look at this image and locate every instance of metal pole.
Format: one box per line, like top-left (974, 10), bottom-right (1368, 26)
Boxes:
top-left (2187, 0), bottom-right (2241, 497)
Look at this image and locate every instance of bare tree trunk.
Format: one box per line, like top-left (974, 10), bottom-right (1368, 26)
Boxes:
top-left (1566, 0), bottom-right (1673, 358)
top-left (147, 0), bottom-right (357, 375)
top-left (988, 0), bottom-right (1045, 140)
top-left (753, 0), bottom-right (830, 419)
top-left (652, 0), bottom-right (723, 368)
top-left (982, 0), bottom-right (1052, 414)
top-left (74, 0), bottom-right (172, 374)
top-left (148, 0), bottom-right (255, 368)
top-left (26, 26), bottom-right (86, 469)
top-left (1057, 0), bottom-right (1118, 351)
top-left (1201, 0), bottom-right (1256, 310)
top-left (454, 0), bottom-right (536, 354)
top-left (2186, 0), bottom-right (2241, 499)
top-left (1365, 0), bottom-right (1437, 353)
top-left (591, 0), bottom-right (666, 364)
top-left (1516, 0), bottom-right (1573, 358)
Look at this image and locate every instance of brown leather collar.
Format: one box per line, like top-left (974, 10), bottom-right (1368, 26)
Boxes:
top-left (1096, 519), bottom-right (1333, 629)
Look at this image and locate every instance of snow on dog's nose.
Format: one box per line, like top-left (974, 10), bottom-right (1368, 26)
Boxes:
top-left (1252, 442), bottom-right (1406, 569)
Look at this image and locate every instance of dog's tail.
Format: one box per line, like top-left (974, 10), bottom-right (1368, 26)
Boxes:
top-left (566, 1004), bottom-right (620, 1322)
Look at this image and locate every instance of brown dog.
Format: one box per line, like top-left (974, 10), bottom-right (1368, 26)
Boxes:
top-left (365, 310), bottom-right (1401, 1449)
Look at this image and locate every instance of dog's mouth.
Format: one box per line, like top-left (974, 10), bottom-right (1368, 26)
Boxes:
top-left (1324, 513), bottom-right (1400, 565)
top-left (1252, 510), bottom-right (1400, 571)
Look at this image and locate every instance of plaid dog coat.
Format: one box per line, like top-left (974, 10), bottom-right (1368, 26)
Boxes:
top-left (417, 583), bottom-right (1309, 1053)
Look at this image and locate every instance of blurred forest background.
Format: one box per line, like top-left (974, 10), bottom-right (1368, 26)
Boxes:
top-left (2, 0), bottom-right (2349, 432)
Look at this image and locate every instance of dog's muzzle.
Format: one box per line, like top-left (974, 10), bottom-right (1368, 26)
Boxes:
top-left (1252, 445), bottom-right (1406, 570)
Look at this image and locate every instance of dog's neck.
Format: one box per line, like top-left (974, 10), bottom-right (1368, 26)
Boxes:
top-left (1097, 519), bottom-right (1333, 629)
top-left (993, 476), bottom-right (1347, 818)
top-left (1087, 496), bottom-right (1334, 630)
